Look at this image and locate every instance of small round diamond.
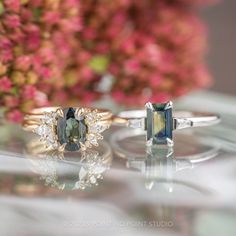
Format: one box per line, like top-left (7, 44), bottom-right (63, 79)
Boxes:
top-left (35, 125), bottom-right (50, 137)
top-left (42, 112), bottom-right (57, 125)
top-left (89, 123), bottom-right (108, 133)
top-left (33, 107), bottom-right (108, 151)
top-left (87, 134), bottom-right (98, 146)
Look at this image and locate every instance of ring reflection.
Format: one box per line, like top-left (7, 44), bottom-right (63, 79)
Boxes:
top-left (111, 128), bottom-right (219, 192)
top-left (25, 140), bottom-right (112, 190)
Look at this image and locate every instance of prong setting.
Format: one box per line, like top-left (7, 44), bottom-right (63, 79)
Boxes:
top-left (146, 139), bottom-right (153, 147)
top-left (145, 102), bottom-right (154, 110)
top-left (58, 143), bottom-right (66, 152)
top-left (166, 138), bottom-right (174, 147)
top-left (75, 108), bottom-right (83, 118)
top-left (56, 108), bottom-right (64, 118)
top-left (146, 101), bottom-right (173, 147)
top-left (164, 101), bottom-right (173, 110)
top-left (34, 107), bottom-right (110, 151)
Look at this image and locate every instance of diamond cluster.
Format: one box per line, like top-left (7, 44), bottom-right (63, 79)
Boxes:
top-left (34, 108), bottom-right (109, 151)
top-left (35, 112), bottom-right (58, 149)
top-left (86, 110), bottom-right (109, 147)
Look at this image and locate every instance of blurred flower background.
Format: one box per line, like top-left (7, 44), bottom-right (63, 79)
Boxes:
top-left (0, 0), bottom-right (215, 122)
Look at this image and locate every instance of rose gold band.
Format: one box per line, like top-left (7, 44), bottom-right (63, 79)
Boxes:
top-left (23, 106), bottom-right (113, 132)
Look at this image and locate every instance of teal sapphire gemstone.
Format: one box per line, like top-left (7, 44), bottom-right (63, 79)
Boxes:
top-left (146, 102), bottom-right (173, 145)
top-left (57, 108), bottom-right (87, 151)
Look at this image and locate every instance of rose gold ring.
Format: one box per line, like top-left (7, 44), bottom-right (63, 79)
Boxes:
top-left (23, 107), bottom-right (112, 152)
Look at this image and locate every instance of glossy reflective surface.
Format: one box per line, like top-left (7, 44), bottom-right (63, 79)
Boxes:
top-left (0, 91), bottom-right (236, 236)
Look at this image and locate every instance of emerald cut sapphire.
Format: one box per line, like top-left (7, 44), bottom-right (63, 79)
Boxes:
top-left (146, 102), bottom-right (173, 146)
top-left (57, 108), bottom-right (87, 151)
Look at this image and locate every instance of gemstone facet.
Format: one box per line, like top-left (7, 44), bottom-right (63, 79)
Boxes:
top-left (57, 108), bottom-right (87, 151)
top-left (146, 102), bottom-right (173, 145)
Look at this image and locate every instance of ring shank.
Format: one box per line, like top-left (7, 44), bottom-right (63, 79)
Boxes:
top-left (115, 110), bottom-right (220, 130)
top-left (23, 106), bottom-right (113, 132)
top-left (25, 107), bottom-right (112, 118)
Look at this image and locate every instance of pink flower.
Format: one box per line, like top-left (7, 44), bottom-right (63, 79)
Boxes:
top-left (81, 67), bottom-right (93, 81)
top-left (22, 85), bottom-right (36, 100)
top-left (144, 44), bottom-right (161, 64)
top-left (29, 0), bottom-right (42, 7)
top-left (6, 110), bottom-right (23, 123)
top-left (0, 38), bottom-right (13, 63)
top-left (42, 11), bottom-right (60, 26)
top-left (0, 0), bottom-right (214, 122)
top-left (62, 0), bottom-right (80, 8)
top-left (40, 67), bottom-right (52, 79)
top-left (96, 43), bottom-right (109, 54)
top-left (60, 18), bottom-right (82, 32)
top-left (0, 37), bottom-right (12, 49)
top-left (4, 0), bottom-right (21, 13)
top-left (77, 51), bottom-right (91, 63)
top-left (4, 96), bottom-right (19, 108)
top-left (39, 47), bottom-right (55, 63)
top-left (83, 28), bottom-right (96, 40)
top-left (120, 38), bottom-right (136, 54)
top-left (150, 75), bottom-right (162, 87)
top-left (35, 91), bottom-right (49, 107)
top-left (51, 91), bottom-right (69, 105)
top-left (0, 49), bottom-right (13, 63)
top-left (25, 25), bottom-right (41, 50)
top-left (124, 59), bottom-right (140, 74)
top-left (112, 91), bottom-right (126, 103)
top-left (0, 77), bottom-right (12, 92)
top-left (3, 15), bottom-right (21, 28)
top-left (15, 56), bottom-right (32, 71)
top-left (150, 92), bottom-right (171, 103)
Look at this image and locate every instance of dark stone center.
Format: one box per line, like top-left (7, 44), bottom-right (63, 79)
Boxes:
top-left (146, 103), bottom-right (172, 145)
top-left (65, 118), bottom-right (80, 142)
top-left (57, 108), bottom-right (87, 151)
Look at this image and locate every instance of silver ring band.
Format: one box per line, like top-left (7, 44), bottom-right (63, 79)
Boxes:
top-left (113, 101), bottom-right (221, 147)
top-left (116, 110), bottom-right (220, 130)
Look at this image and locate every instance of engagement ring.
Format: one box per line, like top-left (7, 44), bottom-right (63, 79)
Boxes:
top-left (113, 101), bottom-right (221, 147)
top-left (23, 107), bottom-right (112, 151)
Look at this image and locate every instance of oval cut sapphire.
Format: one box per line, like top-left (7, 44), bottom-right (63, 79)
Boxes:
top-left (57, 108), bottom-right (87, 151)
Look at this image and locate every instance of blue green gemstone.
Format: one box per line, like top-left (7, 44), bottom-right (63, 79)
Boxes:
top-left (146, 102), bottom-right (173, 145)
top-left (57, 108), bottom-right (87, 151)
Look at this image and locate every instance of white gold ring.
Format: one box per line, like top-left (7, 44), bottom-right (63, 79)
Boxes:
top-left (113, 101), bottom-right (221, 147)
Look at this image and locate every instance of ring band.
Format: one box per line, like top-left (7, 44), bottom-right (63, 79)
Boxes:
top-left (22, 101), bottom-right (221, 150)
top-left (113, 101), bottom-right (221, 147)
top-left (23, 107), bottom-right (112, 151)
